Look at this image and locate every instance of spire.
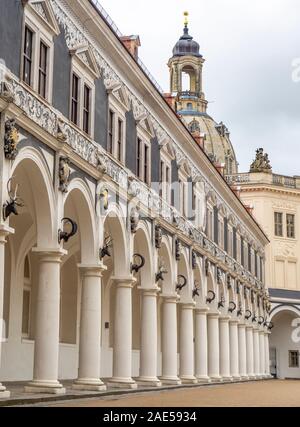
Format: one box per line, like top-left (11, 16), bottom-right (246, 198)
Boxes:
top-left (183, 11), bottom-right (189, 36)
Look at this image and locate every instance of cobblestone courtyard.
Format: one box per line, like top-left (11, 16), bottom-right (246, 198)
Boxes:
top-left (42, 380), bottom-right (300, 407)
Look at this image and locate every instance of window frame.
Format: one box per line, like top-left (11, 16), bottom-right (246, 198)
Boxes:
top-left (136, 127), bottom-right (151, 185)
top-left (289, 350), bottom-right (299, 368)
top-left (286, 213), bottom-right (296, 239)
top-left (160, 151), bottom-right (172, 204)
top-left (107, 94), bottom-right (127, 163)
top-left (274, 212), bottom-right (283, 237)
top-left (69, 61), bottom-right (95, 137)
top-left (21, 10), bottom-right (55, 102)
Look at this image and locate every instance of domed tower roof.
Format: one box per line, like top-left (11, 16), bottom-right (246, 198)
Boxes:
top-left (172, 13), bottom-right (202, 58)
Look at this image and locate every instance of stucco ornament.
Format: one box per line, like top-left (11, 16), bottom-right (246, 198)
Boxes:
top-left (59, 156), bottom-right (71, 193)
top-left (130, 206), bottom-right (140, 234)
top-left (4, 118), bottom-right (20, 160)
top-left (250, 148), bottom-right (272, 173)
top-left (155, 226), bottom-right (163, 249)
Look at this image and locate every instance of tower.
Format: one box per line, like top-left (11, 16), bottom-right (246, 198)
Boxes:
top-left (167, 13), bottom-right (239, 175)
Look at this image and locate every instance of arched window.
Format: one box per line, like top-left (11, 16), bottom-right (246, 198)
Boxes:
top-left (182, 71), bottom-right (191, 92)
top-left (189, 120), bottom-right (200, 133)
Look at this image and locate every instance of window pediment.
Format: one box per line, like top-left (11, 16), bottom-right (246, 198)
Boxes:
top-left (70, 45), bottom-right (100, 79)
top-left (23, 0), bottom-right (60, 36)
top-left (109, 85), bottom-right (130, 112)
top-left (139, 116), bottom-right (155, 139)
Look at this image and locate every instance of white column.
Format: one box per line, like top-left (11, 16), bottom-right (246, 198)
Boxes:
top-left (219, 316), bottom-right (232, 381)
top-left (238, 323), bottom-right (248, 380)
top-left (0, 227), bottom-right (13, 398)
top-left (264, 331), bottom-right (271, 377)
top-left (195, 308), bottom-right (210, 382)
top-left (246, 326), bottom-right (255, 378)
top-left (109, 277), bottom-right (137, 389)
top-left (73, 265), bottom-right (106, 391)
top-left (25, 249), bottom-right (66, 394)
top-left (253, 327), bottom-right (260, 378)
top-left (138, 287), bottom-right (161, 387)
top-left (207, 312), bottom-right (221, 381)
top-left (259, 330), bottom-right (266, 377)
top-left (179, 303), bottom-right (197, 383)
top-left (229, 319), bottom-right (240, 380)
top-left (160, 294), bottom-right (181, 385)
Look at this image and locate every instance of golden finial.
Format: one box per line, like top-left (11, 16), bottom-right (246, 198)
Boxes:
top-left (184, 11), bottom-right (189, 26)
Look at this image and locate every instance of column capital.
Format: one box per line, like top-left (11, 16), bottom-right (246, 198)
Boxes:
top-left (229, 318), bottom-right (239, 325)
top-left (78, 263), bottom-right (107, 277)
top-left (160, 293), bottom-right (179, 303)
top-left (207, 310), bottom-right (220, 319)
top-left (0, 224), bottom-right (14, 243)
top-left (111, 276), bottom-right (137, 288)
top-left (180, 302), bottom-right (196, 310)
top-left (238, 323), bottom-right (247, 329)
top-left (32, 247), bottom-right (67, 262)
top-left (219, 315), bottom-right (231, 322)
top-left (246, 324), bottom-right (254, 330)
top-left (138, 286), bottom-right (160, 296)
top-left (195, 306), bottom-right (209, 314)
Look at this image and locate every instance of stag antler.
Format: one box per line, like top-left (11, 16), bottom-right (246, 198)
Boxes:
top-left (176, 275), bottom-right (187, 291)
top-left (131, 254), bottom-right (145, 274)
top-left (58, 218), bottom-right (78, 243)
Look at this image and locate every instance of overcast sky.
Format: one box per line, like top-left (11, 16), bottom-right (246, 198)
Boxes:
top-left (99, 0), bottom-right (300, 176)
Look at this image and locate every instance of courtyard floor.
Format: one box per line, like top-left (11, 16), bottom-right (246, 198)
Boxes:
top-left (33, 380), bottom-right (300, 407)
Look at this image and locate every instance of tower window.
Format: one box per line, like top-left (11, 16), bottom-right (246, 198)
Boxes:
top-left (187, 102), bottom-right (193, 110)
top-left (23, 26), bottom-right (34, 86)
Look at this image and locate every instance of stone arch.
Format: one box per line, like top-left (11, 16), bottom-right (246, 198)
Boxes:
top-left (133, 222), bottom-right (154, 288)
top-left (63, 178), bottom-right (97, 263)
top-left (177, 249), bottom-right (191, 302)
top-left (193, 259), bottom-right (205, 305)
top-left (11, 147), bottom-right (56, 247)
top-left (157, 235), bottom-right (174, 294)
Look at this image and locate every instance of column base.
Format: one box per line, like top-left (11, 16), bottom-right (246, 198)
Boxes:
top-left (25, 380), bottom-right (66, 395)
top-left (160, 376), bottom-right (182, 385)
top-left (137, 377), bottom-right (162, 387)
top-left (0, 384), bottom-right (10, 399)
top-left (240, 375), bottom-right (249, 381)
top-left (231, 375), bottom-right (241, 381)
top-left (221, 376), bottom-right (233, 382)
top-left (72, 379), bottom-right (107, 392)
top-left (247, 374), bottom-right (256, 380)
top-left (209, 375), bottom-right (223, 383)
top-left (196, 375), bottom-right (211, 383)
top-left (107, 378), bottom-right (138, 389)
top-left (180, 375), bottom-right (198, 384)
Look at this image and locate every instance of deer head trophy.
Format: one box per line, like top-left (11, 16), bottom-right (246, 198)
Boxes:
top-left (245, 310), bottom-right (252, 320)
top-left (58, 218), bottom-right (78, 243)
top-left (3, 177), bottom-right (24, 221)
top-left (206, 290), bottom-right (216, 304)
top-left (228, 301), bottom-right (237, 313)
top-left (99, 234), bottom-right (113, 260)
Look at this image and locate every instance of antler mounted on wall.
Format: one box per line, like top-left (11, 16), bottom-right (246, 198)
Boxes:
top-left (228, 301), bottom-right (237, 313)
top-left (156, 264), bottom-right (168, 282)
top-left (245, 310), bottom-right (252, 320)
top-left (218, 296), bottom-right (225, 309)
top-left (58, 218), bottom-right (78, 243)
top-left (176, 275), bottom-right (187, 292)
top-left (3, 177), bottom-right (24, 221)
top-left (206, 290), bottom-right (216, 304)
top-left (131, 254), bottom-right (145, 274)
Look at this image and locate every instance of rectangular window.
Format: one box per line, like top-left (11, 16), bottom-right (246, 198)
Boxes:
top-left (22, 289), bottom-right (31, 336)
top-left (23, 26), bottom-right (33, 86)
top-left (38, 41), bottom-right (48, 98)
top-left (248, 244), bottom-right (252, 272)
top-left (137, 137), bottom-right (142, 179)
top-left (241, 237), bottom-right (244, 267)
top-left (289, 351), bottom-right (299, 368)
top-left (144, 145), bottom-right (149, 184)
top-left (287, 214), bottom-right (295, 239)
top-left (117, 119), bottom-right (123, 162)
top-left (83, 84), bottom-right (91, 134)
top-left (274, 212), bottom-right (283, 237)
top-left (166, 166), bottom-right (170, 203)
top-left (71, 73), bottom-right (80, 126)
top-left (108, 110), bottom-right (114, 154)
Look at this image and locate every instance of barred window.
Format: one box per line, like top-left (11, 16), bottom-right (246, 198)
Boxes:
top-left (287, 214), bottom-right (295, 239)
top-left (274, 212), bottom-right (283, 237)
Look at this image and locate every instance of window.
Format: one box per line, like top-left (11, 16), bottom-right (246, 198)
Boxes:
top-left (287, 214), bottom-right (295, 239)
top-left (248, 244), bottom-right (252, 272)
top-left (136, 137), bottom-right (150, 184)
top-left (22, 4), bottom-right (58, 102)
top-left (206, 208), bottom-right (213, 240)
top-left (108, 110), bottom-right (114, 154)
top-left (179, 179), bottom-right (188, 216)
top-left (275, 212), bottom-right (283, 237)
top-left (289, 351), bottom-right (299, 368)
top-left (38, 41), bottom-right (48, 98)
top-left (22, 256), bottom-right (31, 338)
top-left (83, 84), bottom-right (91, 134)
top-left (71, 73), bottom-right (79, 126)
top-left (23, 26), bottom-right (33, 86)
top-left (160, 158), bottom-right (171, 203)
top-left (117, 119), bottom-right (123, 162)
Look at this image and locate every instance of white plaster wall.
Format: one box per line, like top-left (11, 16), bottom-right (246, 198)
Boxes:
top-left (270, 312), bottom-right (300, 379)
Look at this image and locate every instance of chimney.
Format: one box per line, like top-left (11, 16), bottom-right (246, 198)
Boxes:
top-left (244, 204), bottom-right (254, 216)
top-left (214, 162), bottom-right (226, 176)
top-left (120, 35), bottom-right (141, 60)
top-left (164, 93), bottom-right (176, 109)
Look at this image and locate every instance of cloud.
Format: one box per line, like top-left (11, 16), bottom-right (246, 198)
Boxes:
top-left (98, 0), bottom-right (300, 176)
